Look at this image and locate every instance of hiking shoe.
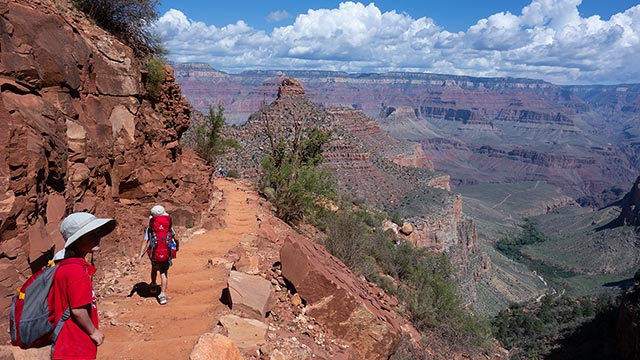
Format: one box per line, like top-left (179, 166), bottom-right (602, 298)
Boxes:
top-left (150, 284), bottom-right (159, 294)
top-left (157, 292), bottom-right (167, 305)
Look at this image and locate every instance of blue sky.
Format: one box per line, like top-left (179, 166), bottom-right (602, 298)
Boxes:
top-left (154, 1), bottom-right (640, 84)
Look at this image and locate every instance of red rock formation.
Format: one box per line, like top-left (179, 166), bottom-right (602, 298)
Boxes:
top-left (405, 195), bottom-right (491, 302)
top-left (0, 0), bottom-right (214, 337)
top-left (220, 77), bottom-right (489, 304)
top-left (280, 234), bottom-right (416, 359)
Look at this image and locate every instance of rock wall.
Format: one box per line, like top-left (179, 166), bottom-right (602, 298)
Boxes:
top-left (0, 0), bottom-right (213, 336)
top-left (618, 176), bottom-right (640, 227)
top-left (406, 195), bottom-right (490, 301)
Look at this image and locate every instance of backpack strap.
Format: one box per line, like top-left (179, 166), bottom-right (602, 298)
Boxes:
top-left (49, 260), bottom-right (72, 357)
top-left (50, 307), bottom-right (70, 357)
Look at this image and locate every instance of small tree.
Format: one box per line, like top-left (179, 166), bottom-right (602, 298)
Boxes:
top-left (72, 0), bottom-right (165, 57)
top-left (194, 104), bottom-right (238, 164)
top-left (260, 111), bottom-right (334, 224)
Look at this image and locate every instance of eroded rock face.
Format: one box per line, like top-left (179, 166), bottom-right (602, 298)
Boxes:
top-left (280, 234), bottom-right (413, 359)
top-left (219, 77), bottom-right (488, 303)
top-left (406, 195), bottom-right (491, 301)
top-left (618, 176), bottom-right (640, 227)
top-left (0, 0), bottom-right (212, 337)
top-left (174, 63), bottom-right (640, 208)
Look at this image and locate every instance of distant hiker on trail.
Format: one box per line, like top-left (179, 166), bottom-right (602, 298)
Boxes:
top-left (219, 167), bottom-right (227, 177)
top-left (50, 212), bottom-right (116, 359)
top-left (137, 205), bottom-right (178, 305)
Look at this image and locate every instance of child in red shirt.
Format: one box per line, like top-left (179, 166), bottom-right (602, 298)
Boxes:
top-left (49, 212), bottom-right (115, 359)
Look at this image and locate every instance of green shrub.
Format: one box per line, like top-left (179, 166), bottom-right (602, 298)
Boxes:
top-left (260, 125), bottom-right (334, 224)
top-left (194, 104), bottom-right (238, 165)
top-left (322, 210), bottom-right (371, 271)
top-left (391, 211), bottom-right (403, 225)
top-left (145, 55), bottom-right (165, 100)
top-left (72, 0), bottom-right (165, 57)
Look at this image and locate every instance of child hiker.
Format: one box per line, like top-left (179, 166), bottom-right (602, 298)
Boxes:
top-left (50, 212), bottom-right (116, 359)
top-left (137, 205), bottom-right (178, 305)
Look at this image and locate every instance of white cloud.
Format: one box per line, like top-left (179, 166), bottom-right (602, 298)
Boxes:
top-left (267, 10), bottom-right (291, 23)
top-left (155, 1), bottom-right (640, 84)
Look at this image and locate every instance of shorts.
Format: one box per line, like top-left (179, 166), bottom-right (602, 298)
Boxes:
top-left (151, 261), bottom-right (170, 273)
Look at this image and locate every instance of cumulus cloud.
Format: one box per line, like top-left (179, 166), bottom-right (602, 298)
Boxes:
top-left (155, 1), bottom-right (640, 84)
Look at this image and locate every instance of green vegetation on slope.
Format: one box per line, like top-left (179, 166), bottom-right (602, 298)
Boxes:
top-left (460, 181), bottom-right (639, 311)
top-left (492, 294), bottom-right (618, 359)
top-left (255, 111), bottom-right (491, 353)
top-left (496, 219), bottom-right (579, 280)
top-left (316, 206), bottom-right (492, 354)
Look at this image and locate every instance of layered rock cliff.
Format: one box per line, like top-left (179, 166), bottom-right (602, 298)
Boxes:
top-left (172, 63), bottom-right (640, 208)
top-left (216, 78), bottom-right (489, 301)
top-left (0, 0), bottom-right (214, 336)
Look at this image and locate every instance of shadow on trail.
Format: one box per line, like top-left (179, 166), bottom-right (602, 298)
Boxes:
top-left (127, 282), bottom-right (160, 298)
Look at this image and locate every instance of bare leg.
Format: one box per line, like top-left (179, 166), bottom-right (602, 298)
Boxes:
top-left (160, 271), bottom-right (168, 294)
top-left (150, 267), bottom-right (157, 286)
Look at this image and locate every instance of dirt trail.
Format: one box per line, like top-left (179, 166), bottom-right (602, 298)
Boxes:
top-left (98, 178), bottom-right (258, 360)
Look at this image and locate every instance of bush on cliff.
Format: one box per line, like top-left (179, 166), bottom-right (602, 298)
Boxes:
top-left (193, 104), bottom-right (238, 165)
top-left (261, 126), bottom-right (334, 224)
top-left (144, 55), bottom-right (165, 100)
top-left (72, 0), bottom-right (165, 57)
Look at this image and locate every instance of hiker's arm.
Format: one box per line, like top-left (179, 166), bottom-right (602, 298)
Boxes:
top-left (137, 228), bottom-right (149, 263)
top-left (137, 238), bottom-right (149, 263)
top-left (71, 306), bottom-right (104, 346)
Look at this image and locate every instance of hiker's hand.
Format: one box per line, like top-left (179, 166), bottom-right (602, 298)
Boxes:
top-left (90, 329), bottom-right (105, 346)
top-left (136, 254), bottom-right (144, 264)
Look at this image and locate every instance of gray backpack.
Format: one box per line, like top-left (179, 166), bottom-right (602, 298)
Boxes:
top-left (9, 262), bottom-right (70, 350)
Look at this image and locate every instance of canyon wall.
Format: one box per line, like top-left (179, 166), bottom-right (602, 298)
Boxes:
top-left (216, 78), bottom-right (490, 300)
top-left (0, 0), bottom-right (214, 335)
top-left (173, 63), bottom-right (640, 207)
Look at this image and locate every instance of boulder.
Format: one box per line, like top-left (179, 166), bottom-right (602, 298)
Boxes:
top-left (190, 333), bottom-right (242, 360)
top-left (280, 234), bottom-right (406, 359)
top-left (218, 314), bottom-right (268, 350)
top-left (382, 219), bottom-right (399, 235)
top-left (400, 221), bottom-right (413, 235)
top-left (227, 270), bottom-right (275, 319)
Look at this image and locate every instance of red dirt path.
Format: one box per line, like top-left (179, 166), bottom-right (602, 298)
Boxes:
top-left (97, 178), bottom-right (258, 359)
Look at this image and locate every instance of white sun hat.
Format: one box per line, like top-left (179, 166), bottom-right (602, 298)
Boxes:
top-left (60, 212), bottom-right (115, 248)
top-left (150, 205), bottom-right (168, 216)
top-left (54, 212), bottom-right (115, 260)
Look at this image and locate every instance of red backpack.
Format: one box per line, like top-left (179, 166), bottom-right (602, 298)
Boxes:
top-left (147, 215), bottom-right (176, 263)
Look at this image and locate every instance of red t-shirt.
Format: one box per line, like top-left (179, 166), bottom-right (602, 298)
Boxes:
top-left (48, 258), bottom-right (99, 360)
